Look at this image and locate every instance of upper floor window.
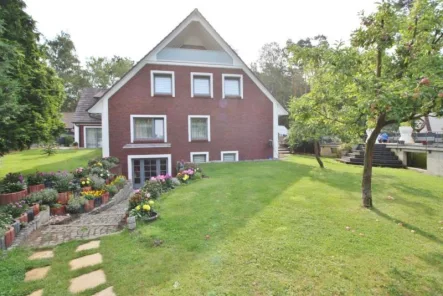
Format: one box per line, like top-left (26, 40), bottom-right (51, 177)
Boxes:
top-left (130, 115), bottom-right (167, 143)
top-left (191, 72), bottom-right (213, 98)
top-left (151, 71), bottom-right (175, 97)
top-left (222, 74), bottom-right (243, 99)
top-left (188, 115), bottom-right (211, 142)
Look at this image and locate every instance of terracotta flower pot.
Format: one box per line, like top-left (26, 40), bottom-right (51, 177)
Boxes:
top-left (18, 212), bottom-right (28, 224)
top-left (50, 206), bottom-right (66, 216)
top-left (4, 227), bottom-right (15, 248)
top-left (82, 186), bottom-right (92, 192)
top-left (84, 200), bottom-right (95, 212)
top-left (0, 189), bottom-right (27, 205)
top-left (57, 192), bottom-right (71, 205)
top-left (28, 184), bottom-right (45, 194)
top-left (102, 192), bottom-right (110, 204)
top-left (32, 203), bottom-right (40, 216)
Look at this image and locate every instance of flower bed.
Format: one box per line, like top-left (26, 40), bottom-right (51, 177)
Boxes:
top-left (0, 155), bottom-right (124, 250)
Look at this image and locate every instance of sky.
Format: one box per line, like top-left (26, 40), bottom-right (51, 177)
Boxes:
top-left (25, 0), bottom-right (378, 66)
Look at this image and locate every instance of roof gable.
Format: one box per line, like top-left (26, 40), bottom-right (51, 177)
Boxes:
top-left (90, 9), bottom-right (288, 115)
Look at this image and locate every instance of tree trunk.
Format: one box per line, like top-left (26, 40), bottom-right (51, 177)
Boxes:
top-left (314, 140), bottom-right (324, 168)
top-left (361, 116), bottom-right (385, 208)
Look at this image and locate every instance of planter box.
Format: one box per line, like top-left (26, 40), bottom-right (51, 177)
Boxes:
top-left (50, 206), bottom-right (66, 216)
top-left (32, 203), bottom-right (40, 216)
top-left (18, 212), bottom-right (28, 224)
top-left (57, 192), bottom-right (71, 205)
top-left (0, 189), bottom-right (27, 205)
top-left (28, 184), bottom-right (45, 194)
top-left (102, 192), bottom-right (110, 204)
top-left (37, 207), bottom-right (50, 227)
top-left (82, 186), bottom-right (92, 192)
top-left (94, 197), bottom-right (102, 207)
top-left (141, 211), bottom-right (159, 222)
top-left (26, 209), bottom-right (35, 222)
top-left (4, 227), bottom-right (15, 248)
top-left (84, 200), bottom-right (94, 212)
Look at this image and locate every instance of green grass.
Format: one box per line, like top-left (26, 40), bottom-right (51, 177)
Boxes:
top-left (1, 156), bottom-right (442, 295)
top-left (0, 149), bottom-right (101, 177)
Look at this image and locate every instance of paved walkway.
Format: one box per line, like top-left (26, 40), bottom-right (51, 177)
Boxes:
top-left (23, 198), bottom-right (128, 248)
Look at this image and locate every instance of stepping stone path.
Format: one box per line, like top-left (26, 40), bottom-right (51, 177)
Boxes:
top-left (76, 240), bottom-right (100, 252)
top-left (27, 289), bottom-right (43, 296)
top-left (69, 269), bottom-right (107, 293)
top-left (24, 266), bottom-right (51, 282)
top-left (28, 250), bottom-right (54, 260)
top-left (69, 253), bottom-right (103, 270)
top-left (23, 197), bottom-right (128, 247)
top-left (93, 286), bottom-right (116, 296)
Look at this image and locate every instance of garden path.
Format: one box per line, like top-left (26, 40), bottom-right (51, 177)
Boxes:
top-left (22, 198), bottom-right (128, 248)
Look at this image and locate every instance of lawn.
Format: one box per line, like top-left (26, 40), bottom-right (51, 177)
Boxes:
top-left (1, 155), bottom-right (442, 295)
top-left (0, 149), bottom-right (101, 177)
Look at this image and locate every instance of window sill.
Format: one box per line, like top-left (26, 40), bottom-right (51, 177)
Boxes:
top-left (152, 93), bottom-right (174, 98)
top-left (133, 140), bottom-right (165, 143)
top-left (224, 95), bottom-right (242, 99)
top-left (123, 143), bottom-right (171, 149)
top-left (190, 139), bottom-right (209, 143)
top-left (192, 94), bottom-right (212, 99)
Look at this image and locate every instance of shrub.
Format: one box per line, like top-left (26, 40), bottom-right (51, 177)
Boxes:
top-left (0, 201), bottom-right (28, 218)
top-left (66, 196), bottom-right (86, 214)
top-left (26, 171), bottom-right (44, 185)
top-left (0, 212), bottom-right (13, 233)
top-left (3, 173), bottom-right (24, 184)
top-left (81, 192), bottom-right (95, 200)
top-left (105, 156), bottom-right (119, 164)
top-left (171, 178), bottom-right (181, 186)
top-left (42, 172), bottom-right (59, 187)
top-left (41, 142), bottom-right (57, 156)
top-left (0, 173), bottom-right (26, 193)
top-left (141, 179), bottom-right (162, 199)
top-left (129, 192), bottom-right (144, 210)
top-left (194, 172), bottom-right (202, 179)
top-left (40, 189), bottom-right (58, 206)
top-left (73, 142), bottom-right (79, 147)
top-left (27, 190), bottom-right (44, 204)
top-left (129, 199), bottom-right (156, 219)
top-left (89, 175), bottom-right (105, 190)
top-left (90, 167), bottom-right (111, 180)
top-left (64, 135), bottom-right (74, 147)
top-left (73, 167), bottom-right (88, 178)
top-left (53, 173), bottom-right (74, 193)
top-left (105, 184), bottom-right (118, 196)
top-left (110, 175), bottom-right (126, 189)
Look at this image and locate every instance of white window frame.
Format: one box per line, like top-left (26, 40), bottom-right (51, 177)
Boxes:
top-left (150, 70), bottom-right (175, 97)
top-left (188, 115), bottom-right (211, 142)
top-left (83, 126), bottom-right (102, 148)
top-left (130, 115), bottom-right (167, 143)
top-left (221, 151), bottom-right (239, 162)
top-left (127, 154), bottom-right (171, 182)
top-left (190, 72), bottom-right (213, 98)
top-left (190, 152), bottom-right (209, 163)
top-left (222, 74), bottom-right (243, 99)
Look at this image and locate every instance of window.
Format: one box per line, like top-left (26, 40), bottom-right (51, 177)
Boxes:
top-left (191, 72), bottom-right (213, 98)
top-left (128, 154), bottom-right (171, 189)
top-left (190, 152), bottom-right (209, 163)
top-left (221, 151), bottom-right (239, 162)
top-left (84, 127), bottom-right (102, 148)
top-left (222, 74), bottom-right (243, 98)
top-left (151, 71), bottom-right (175, 97)
top-left (131, 115), bottom-right (167, 143)
top-left (188, 115), bottom-right (211, 142)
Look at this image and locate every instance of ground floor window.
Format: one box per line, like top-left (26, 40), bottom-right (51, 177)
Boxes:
top-left (85, 127), bottom-right (102, 148)
top-left (191, 152), bottom-right (209, 163)
top-left (132, 158), bottom-right (168, 188)
top-left (221, 151), bottom-right (239, 162)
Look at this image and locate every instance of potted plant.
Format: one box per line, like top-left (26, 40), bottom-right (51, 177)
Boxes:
top-left (2, 201), bottom-right (28, 223)
top-left (0, 173), bottom-right (27, 205)
top-left (4, 226), bottom-right (15, 248)
top-left (73, 167), bottom-right (88, 179)
top-left (39, 189), bottom-right (58, 207)
top-left (130, 199), bottom-right (158, 222)
top-left (102, 190), bottom-right (110, 204)
top-left (399, 122), bottom-right (415, 144)
top-left (66, 196), bottom-right (86, 214)
top-left (26, 172), bottom-right (45, 193)
top-left (82, 192), bottom-right (95, 212)
top-left (79, 177), bottom-right (93, 192)
top-left (104, 184), bottom-right (118, 197)
top-left (73, 142), bottom-right (79, 149)
top-left (42, 172), bottom-right (58, 188)
top-left (50, 203), bottom-right (66, 216)
top-left (53, 173), bottom-right (74, 205)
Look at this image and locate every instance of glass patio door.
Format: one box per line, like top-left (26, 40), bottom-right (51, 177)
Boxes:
top-left (133, 158), bottom-right (168, 188)
top-left (85, 128), bottom-right (102, 148)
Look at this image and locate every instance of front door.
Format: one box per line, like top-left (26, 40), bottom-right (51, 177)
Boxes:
top-left (133, 158), bottom-right (168, 189)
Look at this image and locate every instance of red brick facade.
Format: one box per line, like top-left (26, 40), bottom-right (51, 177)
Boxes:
top-left (107, 64), bottom-right (274, 177)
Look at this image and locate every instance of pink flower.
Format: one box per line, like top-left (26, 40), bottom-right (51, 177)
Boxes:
top-left (134, 189), bottom-right (140, 193)
top-left (150, 177), bottom-right (156, 181)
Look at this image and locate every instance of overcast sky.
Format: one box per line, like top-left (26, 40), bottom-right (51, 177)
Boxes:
top-left (25, 0), bottom-right (378, 65)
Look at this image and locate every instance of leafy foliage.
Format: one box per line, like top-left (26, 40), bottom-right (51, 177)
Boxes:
top-left (41, 143), bottom-right (57, 157)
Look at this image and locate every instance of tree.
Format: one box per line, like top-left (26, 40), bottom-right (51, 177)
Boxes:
top-left (0, 0), bottom-right (65, 155)
top-left (86, 56), bottom-right (134, 88)
top-left (287, 0), bottom-right (443, 208)
top-left (45, 32), bottom-right (91, 111)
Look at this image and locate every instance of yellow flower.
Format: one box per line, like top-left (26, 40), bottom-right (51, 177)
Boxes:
top-left (135, 205), bottom-right (141, 211)
top-left (81, 181), bottom-right (85, 185)
top-left (148, 200), bottom-right (154, 205)
top-left (183, 174), bottom-right (189, 181)
top-left (143, 205), bottom-right (150, 211)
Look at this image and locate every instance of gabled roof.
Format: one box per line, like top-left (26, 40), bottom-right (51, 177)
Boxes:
top-left (89, 9), bottom-right (288, 116)
top-left (61, 112), bottom-right (74, 129)
top-left (73, 88), bottom-right (106, 123)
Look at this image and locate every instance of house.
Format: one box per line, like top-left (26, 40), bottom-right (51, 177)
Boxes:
top-left (73, 9), bottom-right (288, 188)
